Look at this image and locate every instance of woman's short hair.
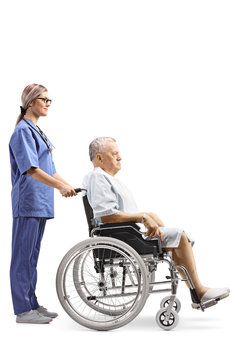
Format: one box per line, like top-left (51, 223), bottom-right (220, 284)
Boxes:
top-left (89, 137), bottom-right (116, 161)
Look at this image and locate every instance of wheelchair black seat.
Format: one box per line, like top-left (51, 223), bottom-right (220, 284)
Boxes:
top-left (97, 222), bottom-right (159, 256)
top-left (82, 195), bottom-right (159, 256)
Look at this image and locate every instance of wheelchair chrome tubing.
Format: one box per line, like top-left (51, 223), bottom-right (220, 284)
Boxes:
top-left (55, 188), bottom-right (208, 331)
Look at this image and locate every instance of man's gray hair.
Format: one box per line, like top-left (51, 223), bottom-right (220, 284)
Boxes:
top-left (89, 137), bottom-right (116, 161)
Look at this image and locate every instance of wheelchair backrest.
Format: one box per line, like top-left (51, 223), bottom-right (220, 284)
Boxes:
top-left (82, 195), bottom-right (96, 235)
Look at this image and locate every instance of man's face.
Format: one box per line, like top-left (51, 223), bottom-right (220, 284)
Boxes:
top-left (99, 141), bottom-right (122, 176)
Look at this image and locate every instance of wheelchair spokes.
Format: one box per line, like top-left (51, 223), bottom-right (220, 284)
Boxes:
top-left (73, 249), bottom-right (141, 314)
top-left (57, 238), bottom-right (149, 330)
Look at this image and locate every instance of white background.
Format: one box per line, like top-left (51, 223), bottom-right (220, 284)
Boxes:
top-left (0, 0), bottom-right (239, 358)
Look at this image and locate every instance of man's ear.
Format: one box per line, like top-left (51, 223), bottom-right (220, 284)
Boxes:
top-left (96, 153), bottom-right (102, 162)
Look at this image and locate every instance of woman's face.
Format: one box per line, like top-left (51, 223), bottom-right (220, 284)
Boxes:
top-left (30, 91), bottom-right (51, 117)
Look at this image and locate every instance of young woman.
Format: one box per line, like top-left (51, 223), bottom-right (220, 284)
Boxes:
top-left (9, 83), bottom-right (77, 324)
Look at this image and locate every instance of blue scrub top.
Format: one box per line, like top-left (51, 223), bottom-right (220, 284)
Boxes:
top-left (9, 118), bottom-right (56, 218)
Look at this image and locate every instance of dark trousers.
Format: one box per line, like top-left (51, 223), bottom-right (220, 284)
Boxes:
top-left (10, 217), bottom-right (47, 315)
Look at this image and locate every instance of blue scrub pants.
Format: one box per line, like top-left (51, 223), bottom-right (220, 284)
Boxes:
top-left (10, 217), bottom-right (47, 315)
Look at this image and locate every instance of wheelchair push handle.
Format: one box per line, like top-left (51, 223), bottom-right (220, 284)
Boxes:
top-left (74, 188), bottom-right (87, 193)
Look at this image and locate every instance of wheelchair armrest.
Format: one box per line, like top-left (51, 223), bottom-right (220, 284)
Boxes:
top-left (92, 221), bottom-right (160, 256)
top-left (91, 222), bottom-right (143, 238)
top-left (91, 221), bottom-right (163, 257)
top-left (99, 222), bottom-right (140, 231)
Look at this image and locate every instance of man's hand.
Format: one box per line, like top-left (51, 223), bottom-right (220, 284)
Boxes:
top-left (59, 184), bottom-right (77, 197)
top-left (146, 212), bottom-right (164, 227)
top-left (144, 214), bottom-right (163, 240)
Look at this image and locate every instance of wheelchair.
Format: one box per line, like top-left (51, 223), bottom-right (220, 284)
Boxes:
top-left (56, 189), bottom-right (211, 331)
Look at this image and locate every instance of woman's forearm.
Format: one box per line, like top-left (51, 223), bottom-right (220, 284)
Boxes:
top-left (27, 167), bottom-right (77, 197)
top-left (27, 167), bottom-right (63, 189)
top-left (53, 173), bottom-right (71, 186)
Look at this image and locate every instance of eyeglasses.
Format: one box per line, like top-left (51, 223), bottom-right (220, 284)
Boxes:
top-left (37, 97), bottom-right (52, 105)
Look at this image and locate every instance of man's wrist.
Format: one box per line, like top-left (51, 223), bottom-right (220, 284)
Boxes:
top-left (141, 213), bottom-right (147, 224)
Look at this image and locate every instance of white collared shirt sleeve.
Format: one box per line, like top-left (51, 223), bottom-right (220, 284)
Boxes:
top-left (82, 168), bottom-right (139, 222)
top-left (83, 170), bottom-right (120, 219)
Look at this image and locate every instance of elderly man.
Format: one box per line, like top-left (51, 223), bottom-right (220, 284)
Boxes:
top-left (82, 137), bottom-right (229, 306)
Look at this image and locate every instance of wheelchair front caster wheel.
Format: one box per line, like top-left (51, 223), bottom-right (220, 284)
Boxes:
top-left (160, 296), bottom-right (181, 313)
top-left (156, 308), bottom-right (179, 330)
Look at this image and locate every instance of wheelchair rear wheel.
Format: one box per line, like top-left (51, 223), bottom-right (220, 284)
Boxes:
top-left (72, 250), bottom-right (138, 316)
top-left (56, 237), bottom-right (150, 331)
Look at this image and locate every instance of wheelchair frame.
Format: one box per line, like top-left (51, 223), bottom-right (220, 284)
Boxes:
top-left (56, 189), bottom-right (214, 331)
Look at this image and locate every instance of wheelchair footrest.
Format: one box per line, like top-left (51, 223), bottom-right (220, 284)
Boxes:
top-left (192, 298), bottom-right (218, 310)
top-left (190, 288), bottom-right (201, 304)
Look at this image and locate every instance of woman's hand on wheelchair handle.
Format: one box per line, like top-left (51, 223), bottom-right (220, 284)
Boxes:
top-left (59, 184), bottom-right (77, 197)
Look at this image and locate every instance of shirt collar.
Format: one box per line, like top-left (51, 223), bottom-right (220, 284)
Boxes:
top-left (23, 118), bottom-right (38, 129)
top-left (94, 167), bottom-right (114, 179)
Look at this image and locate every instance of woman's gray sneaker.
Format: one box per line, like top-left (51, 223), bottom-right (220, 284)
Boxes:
top-left (16, 310), bottom-right (52, 324)
top-left (37, 306), bottom-right (58, 318)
